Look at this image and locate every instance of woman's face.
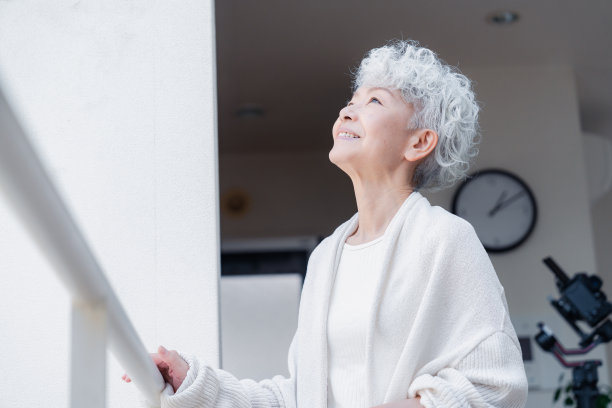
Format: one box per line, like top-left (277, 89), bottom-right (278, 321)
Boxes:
top-left (329, 86), bottom-right (416, 178)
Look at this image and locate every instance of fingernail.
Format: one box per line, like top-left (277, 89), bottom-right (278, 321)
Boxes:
top-left (159, 345), bottom-right (167, 355)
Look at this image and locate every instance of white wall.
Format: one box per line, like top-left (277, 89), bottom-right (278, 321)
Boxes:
top-left (220, 274), bottom-right (301, 380)
top-left (219, 65), bottom-right (607, 406)
top-left (0, 1), bottom-right (219, 407)
top-left (592, 190), bottom-right (612, 381)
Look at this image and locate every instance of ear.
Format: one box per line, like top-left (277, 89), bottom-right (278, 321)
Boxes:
top-left (404, 129), bottom-right (438, 162)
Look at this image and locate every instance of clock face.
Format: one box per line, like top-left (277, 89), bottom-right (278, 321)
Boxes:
top-left (452, 169), bottom-right (537, 252)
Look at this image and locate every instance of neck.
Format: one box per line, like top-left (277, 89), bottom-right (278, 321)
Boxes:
top-left (347, 179), bottom-right (414, 245)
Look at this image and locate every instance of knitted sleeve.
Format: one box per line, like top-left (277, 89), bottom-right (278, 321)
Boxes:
top-left (159, 337), bottom-right (298, 408)
top-left (407, 331), bottom-right (528, 408)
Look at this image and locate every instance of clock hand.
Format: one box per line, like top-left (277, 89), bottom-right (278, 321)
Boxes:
top-left (489, 190), bottom-right (526, 216)
top-left (487, 190), bottom-right (508, 217)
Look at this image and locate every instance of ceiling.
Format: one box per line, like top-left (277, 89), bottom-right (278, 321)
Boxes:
top-left (215, 0), bottom-right (612, 154)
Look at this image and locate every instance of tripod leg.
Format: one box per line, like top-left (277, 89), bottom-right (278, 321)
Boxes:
top-left (573, 362), bottom-right (602, 408)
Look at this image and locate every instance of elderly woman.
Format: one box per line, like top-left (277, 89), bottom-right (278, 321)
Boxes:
top-left (126, 40), bottom-right (528, 408)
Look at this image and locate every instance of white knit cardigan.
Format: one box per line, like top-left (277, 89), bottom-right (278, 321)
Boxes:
top-left (160, 192), bottom-right (528, 408)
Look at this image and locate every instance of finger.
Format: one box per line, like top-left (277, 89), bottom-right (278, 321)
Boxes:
top-left (148, 352), bottom-right (173, 385)
top-left (157, 345), bottom-right (189, 391)
top-left (124, 351), bottom-right (172, 385)
top-left (158, 362), bottom-right (170, 373)
top-left (158, 345), bottom-right (182, 366)
top-left (156, 361), bottom-right (173, 384)
top-left (160, 371), bottom-right (172, 385)
top-left (151, 353), bottom-right (163, 365)
top-left (151, 353), bottom-right (169, 375)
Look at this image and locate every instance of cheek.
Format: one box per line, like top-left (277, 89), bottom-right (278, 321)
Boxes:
top-left (369, 119), bottom-right (410, 155)
top-left (332, 118), bottom-right (341, 134)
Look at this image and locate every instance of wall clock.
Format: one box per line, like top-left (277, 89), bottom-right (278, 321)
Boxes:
top-left (452, 169), bottom-right (537, 253)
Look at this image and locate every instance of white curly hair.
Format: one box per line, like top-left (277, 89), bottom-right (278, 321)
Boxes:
top-left (353, 40), bottom-right (480, 192)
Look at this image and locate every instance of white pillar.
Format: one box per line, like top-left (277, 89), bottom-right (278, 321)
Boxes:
top-left (0, 1), bottom-right (220, 406)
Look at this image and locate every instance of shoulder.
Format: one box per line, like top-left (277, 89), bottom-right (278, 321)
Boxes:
top-left (406, 195), bottom-right (493, 279)
top-left (410, 194), bottom-right (480, 247)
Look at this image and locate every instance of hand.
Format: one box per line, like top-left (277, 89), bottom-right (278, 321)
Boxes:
top-left (122, 345), bottom-right (189, 393)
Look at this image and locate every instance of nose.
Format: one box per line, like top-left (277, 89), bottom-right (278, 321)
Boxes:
top-left (339, 105), bottom-right (356, 121)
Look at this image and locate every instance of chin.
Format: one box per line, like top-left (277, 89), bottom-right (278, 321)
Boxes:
top-left (328, 146), bottom-right (344, 166)
top-left (328, 147), bottom-right (354, 175)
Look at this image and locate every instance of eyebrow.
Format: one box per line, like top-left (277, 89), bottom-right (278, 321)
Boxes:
top-left (352, 87), bottom-right (396, 100)
top-left (369, 87), bottom-right (395, 97)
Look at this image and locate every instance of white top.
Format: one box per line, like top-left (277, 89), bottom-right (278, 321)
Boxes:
top-left (327, 237), bottom-right (385, 408)
top-left (160, 192), bottom-right (528, 408)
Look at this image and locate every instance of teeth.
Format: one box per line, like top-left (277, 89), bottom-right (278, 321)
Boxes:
top-left (339, 132), bottom-right (360, 138)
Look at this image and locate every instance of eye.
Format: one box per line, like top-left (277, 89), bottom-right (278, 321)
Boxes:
top-left (369, 97), bottom-right (382, 105)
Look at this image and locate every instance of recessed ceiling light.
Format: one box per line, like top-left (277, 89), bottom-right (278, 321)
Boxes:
top-left (235, 104), bottom-right (265, 119)
top-left (486, 10), bottom-right (520, 25)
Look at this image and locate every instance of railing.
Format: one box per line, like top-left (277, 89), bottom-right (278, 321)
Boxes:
top-left (0, 83), bottom-right (165, 406)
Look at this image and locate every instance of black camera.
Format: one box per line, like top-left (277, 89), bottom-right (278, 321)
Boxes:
top-left (542, 257), bottom-right (612, 347)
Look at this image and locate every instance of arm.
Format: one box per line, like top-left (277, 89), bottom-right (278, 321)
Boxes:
top-left (159, 353), bottom-right (295, 408)
top-left (126, 337), bottom-right (298, 408)
top-left (408, 331), bottom-right (528, 408)
top-left (401, 217), bottom-right (527, 407)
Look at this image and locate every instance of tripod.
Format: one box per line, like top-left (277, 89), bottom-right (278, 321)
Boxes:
top-left (535, 322), bottom-right (604, 407)
top-left (534, 257), bottom-right (612, 408)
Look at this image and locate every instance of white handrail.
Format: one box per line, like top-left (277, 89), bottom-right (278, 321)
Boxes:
top-left (0, 84), bottom-right (165, 403)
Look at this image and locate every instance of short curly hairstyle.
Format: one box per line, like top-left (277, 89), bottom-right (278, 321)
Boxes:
top-left (353, 40), bottom-right (480, 192)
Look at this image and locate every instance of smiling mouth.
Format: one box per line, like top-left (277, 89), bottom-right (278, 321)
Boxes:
top-left (337, 131), bottom-right (360, 139)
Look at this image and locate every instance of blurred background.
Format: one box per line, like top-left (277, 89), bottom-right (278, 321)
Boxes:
top-left (215, 1), bottom-right (612, 407)
top-left (0, 1), bottom-right (610, 407)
